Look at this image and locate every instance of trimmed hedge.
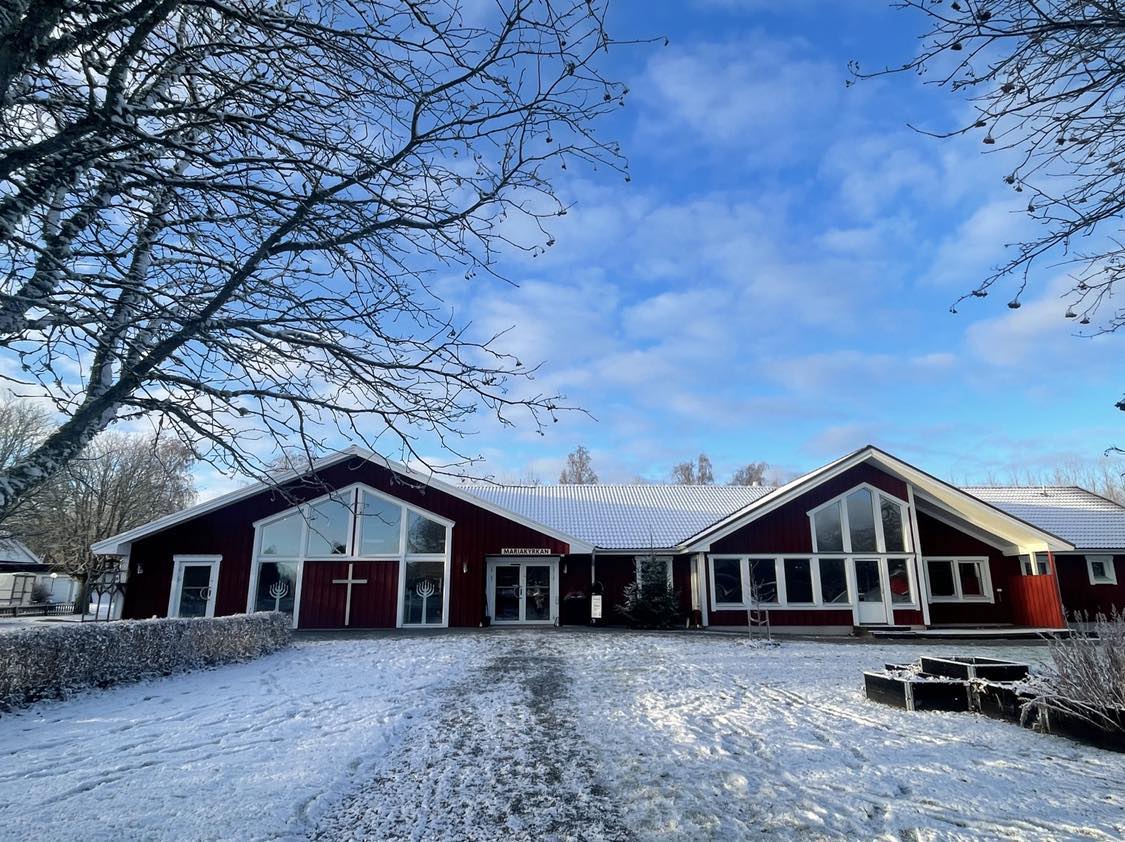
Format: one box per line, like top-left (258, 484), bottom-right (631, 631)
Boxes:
top-left (0, 612), bottom-right (292, 710)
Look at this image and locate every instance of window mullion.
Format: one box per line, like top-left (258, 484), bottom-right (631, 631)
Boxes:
top-left (775, 557), bottom-right (787, 605)
top-left (873, 494), bottom-right (886, 553)
top-left (840, 502), bottom-right (852, 554)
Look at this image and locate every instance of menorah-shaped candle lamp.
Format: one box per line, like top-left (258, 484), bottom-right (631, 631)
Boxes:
top-left (269, 580), bottom-right (289, 611)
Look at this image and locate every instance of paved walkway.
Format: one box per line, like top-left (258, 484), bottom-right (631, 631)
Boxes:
top-left (310, 636), bottom-right (630, 842)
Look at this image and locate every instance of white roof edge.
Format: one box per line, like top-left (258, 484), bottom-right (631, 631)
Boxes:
top-left (678, 447), bottom-right (864, 551)
top-left (91, 447), bottom-right (593, 555)
top-left (680, 445), bottom-right (1075, 553)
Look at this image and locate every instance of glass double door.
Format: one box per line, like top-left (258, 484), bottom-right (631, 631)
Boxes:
top-left (488, 559), bottom-right (557, 625)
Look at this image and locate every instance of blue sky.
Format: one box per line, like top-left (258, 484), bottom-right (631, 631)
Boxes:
top-left (202, 2), bottom-right (1123, 494)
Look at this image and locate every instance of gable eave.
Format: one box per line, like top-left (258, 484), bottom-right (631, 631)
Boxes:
top-left (91, 447), bottom-right (593, 556)
top-left (680, 445), bottom-right (1075, 553)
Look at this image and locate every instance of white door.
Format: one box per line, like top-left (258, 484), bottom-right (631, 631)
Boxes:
top-left (854, 558), bottom-right (888, 625)
top-left (487, 559), bottom-right (558, 625)
top-left (169, 558), bottom-right (221, 618)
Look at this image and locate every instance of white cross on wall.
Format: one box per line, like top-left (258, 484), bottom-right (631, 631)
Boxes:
top-left (331, 562), bottom-right (368, 627)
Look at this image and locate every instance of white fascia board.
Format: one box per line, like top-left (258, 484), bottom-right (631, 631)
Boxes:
top-left (912, 496), bottom-right (1018, 554)
top-left (680, 445), bottom-right (1074, 554)
top-left (887, 460), bottom-right (1073, 553)
top-left (92, 446), bottom-right (593, 556)
top-left (679, 447), bottom-right (872, 552)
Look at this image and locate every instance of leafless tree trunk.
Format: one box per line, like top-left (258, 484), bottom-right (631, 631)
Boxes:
top-left (0, 0), bottom-right (634, 517)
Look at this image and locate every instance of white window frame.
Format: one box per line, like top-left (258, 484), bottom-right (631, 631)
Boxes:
top-left (807, 483), bottom-right (912, 555)
top-left (923, 556), bottom-right (994, 603)
top-left (1086, 554), bottom-right (1118, 586)
top-left (708, 555), bottom-right (875, 610)
top-left (709, 556), bottom-right (748, 607)
top-left (169, 555), bottom-right (222, 618)
top-left (248, 483), bottom-right (454, 629)
top-left (1019, 552), bottom-right (1052, 576)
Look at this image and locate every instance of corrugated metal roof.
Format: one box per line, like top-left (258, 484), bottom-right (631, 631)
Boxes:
top-left (960, 486), bottom-right (1125, 551)
top-left (465, 484), bottom-right (773, 550)
top-left (466, 481), bottom-right (1125, 552)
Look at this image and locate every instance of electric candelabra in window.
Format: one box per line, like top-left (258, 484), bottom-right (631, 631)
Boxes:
top-left (416, 578), bottom-right (437, 622)
top-left (269, 580), bottom-right (289, 612)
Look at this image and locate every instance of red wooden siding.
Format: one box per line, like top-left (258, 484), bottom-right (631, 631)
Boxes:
top-left (711, 463), bottom-right (908, 555)
top-left (593, 556), bottom-right (635, 625)
top-left (298, 560), bottom-right (399, 629)
top-left (672, 555), bottom-right (693, 618)
top-left (559, 554), bottom-right (593, 625)
top-left (916, 511), bottom-right (1012, 626)
top-left (1004, 555), bottom-right (1066, 628)
top-left (893, 609), bottom-right (924, 626)
top-left (122, 457), bottom-right (569, 627)
top-left (1055, 554), bottom-right (1125, 617)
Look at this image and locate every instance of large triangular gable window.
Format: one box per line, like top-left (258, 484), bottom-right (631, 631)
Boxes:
top-left (809, 485), bottom-right (911, 555)
top-left (249, 484), bottom-right (453, 628)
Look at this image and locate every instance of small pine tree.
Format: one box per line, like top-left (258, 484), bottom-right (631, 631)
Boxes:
top-left (618, 555), bottom-right (681, 629)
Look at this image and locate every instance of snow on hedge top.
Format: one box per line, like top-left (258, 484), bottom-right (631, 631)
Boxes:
top-left (466, 484), bottom-right (772, 550)
top-left (963, 486), bottom-right (1125, 551)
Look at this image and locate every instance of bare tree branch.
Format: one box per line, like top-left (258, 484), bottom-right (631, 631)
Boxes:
top-left (0, 0), bottom-right (639, 517)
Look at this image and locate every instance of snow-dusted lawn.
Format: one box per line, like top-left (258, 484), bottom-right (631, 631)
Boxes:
top-left (0, 631), bottom-right (1122, 840)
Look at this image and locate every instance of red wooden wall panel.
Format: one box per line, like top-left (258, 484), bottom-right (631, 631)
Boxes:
top-left (1055, 554), bottom-right (1125, 618)
top-left (916, 511), bottom-right (1013, 626)
top-left (1004, 555), bottom-right (1066, 628)
top-left (711, 463), bottom-right (908, 555)
top-left (123, 457), bottom-right (569, 627)
top-left (593, 556), bottom-right (635, 624)
top-left (298, 560), bottom-right (399, 629)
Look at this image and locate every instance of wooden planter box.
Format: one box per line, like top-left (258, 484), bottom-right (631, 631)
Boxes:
top-left (864, 671), bottom-right (971, 712)
top-left (1027, 702), bottom-right (1125, 752)
top-left (969, 680), bottom-right (1035, 720)
top-left (919, 656), bottom-right (1029, 682)
top-left (866, 657), bottom-right (1125, 752)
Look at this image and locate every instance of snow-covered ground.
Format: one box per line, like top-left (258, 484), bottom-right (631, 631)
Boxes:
top-left (0, 631), bottom-right (1122, 841)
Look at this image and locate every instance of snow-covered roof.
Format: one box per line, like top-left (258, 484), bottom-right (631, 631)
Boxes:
top-left (465, 484), bottom-right (773, 550)
top-left (0, 539), bottom-right (41, 566)
top-left (960, 486), bottom-right (1125, 551)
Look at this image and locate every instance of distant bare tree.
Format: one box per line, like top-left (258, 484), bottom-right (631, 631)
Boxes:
top-left (0, 398), bottom-right (50, 474)
top-left (0, 395), bottom-right (194, 592)
top-left (23, 433), bottom-right (195, 590)
top-left (857, 1), bottom-right (1125, 410)
top-left (0, 0), bottom-right (634, 518)
top-left (672, 454), bottom-right (714, 485)
top-left (559, 445), bottom-right (598, 484)
top-left (730, 462), bottom-right (769, 486)
top-left (987, 457), bottom-right (1125, 505)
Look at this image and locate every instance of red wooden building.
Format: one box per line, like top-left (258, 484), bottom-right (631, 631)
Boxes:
top-left (92, 446), bottom-right (1125, 634)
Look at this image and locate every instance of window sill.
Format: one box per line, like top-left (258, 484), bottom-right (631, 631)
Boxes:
top-left (928, 597), bottom-right (995, 604)
top-left (715, 603), bottom-right (856, 611)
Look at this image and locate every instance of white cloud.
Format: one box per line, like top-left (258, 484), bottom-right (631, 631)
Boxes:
top-left (922, 198), bottom-right (1034, 291)
top-left (636, 35), bottom-right (842, 163)
top-left (765, 349), bottom-right (956, 395)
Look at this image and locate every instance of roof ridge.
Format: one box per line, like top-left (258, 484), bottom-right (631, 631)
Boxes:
top-left (469, 483), bottom-right (777, 490)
